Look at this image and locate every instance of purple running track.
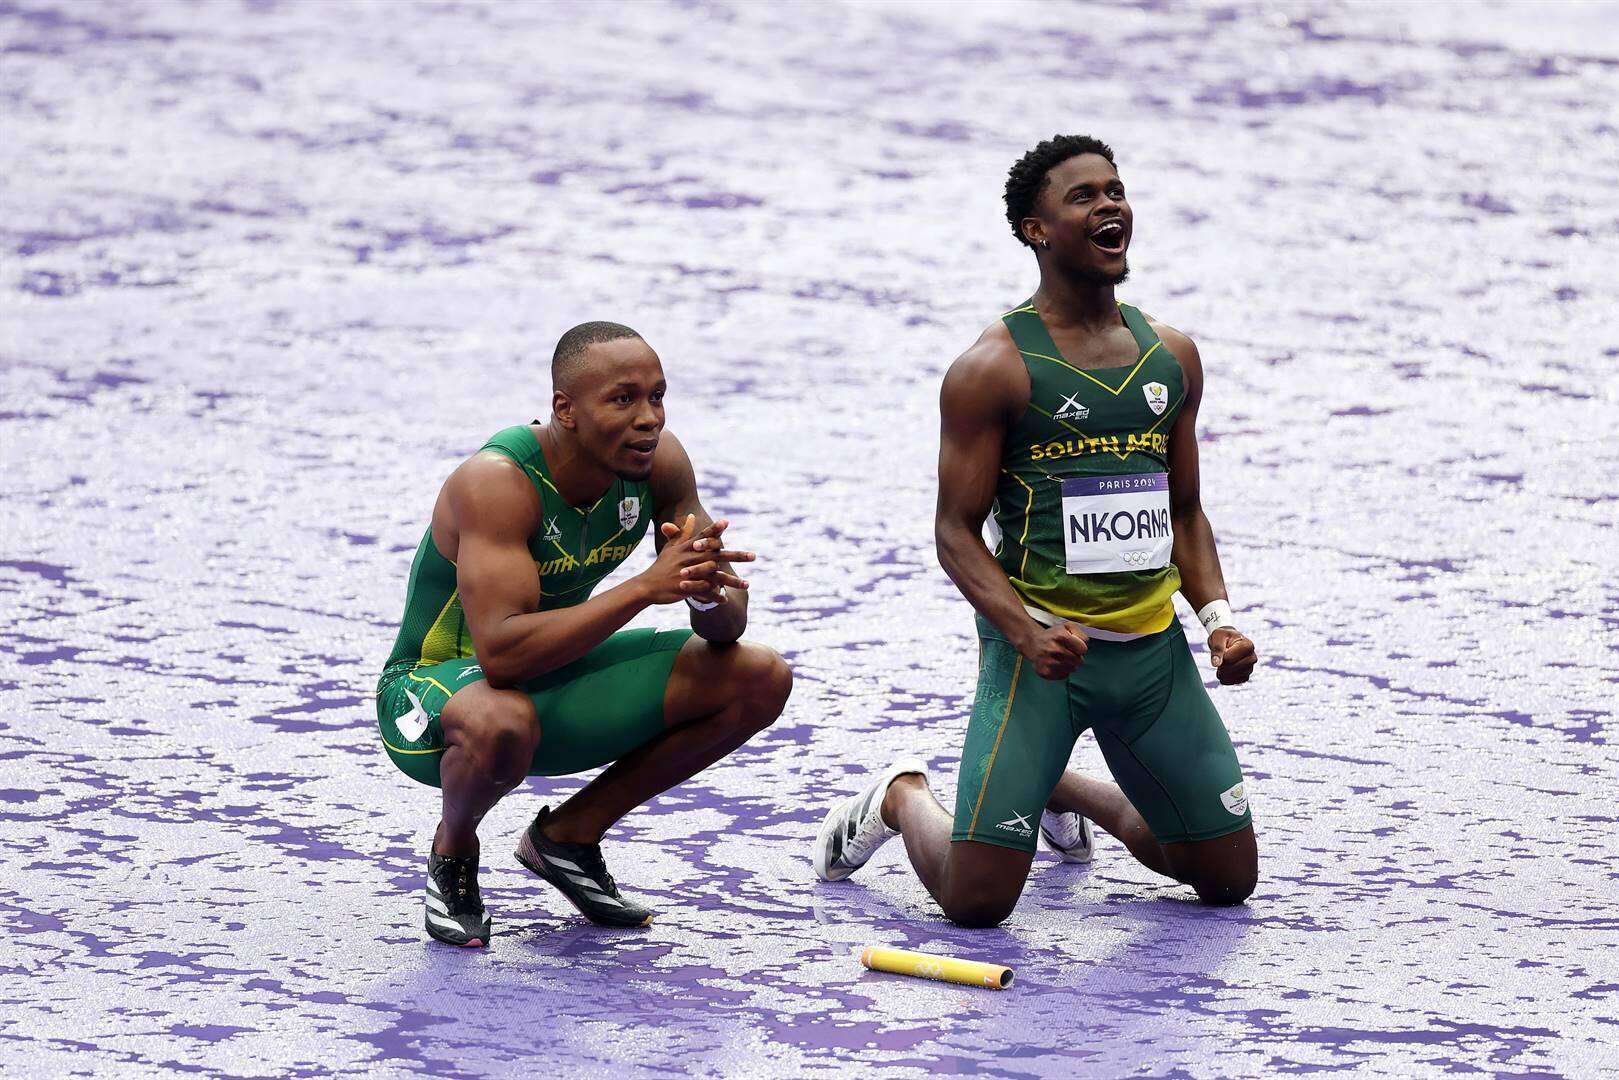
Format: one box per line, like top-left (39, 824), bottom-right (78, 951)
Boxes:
top-left (2, 1), bottom-right (1617, 1075)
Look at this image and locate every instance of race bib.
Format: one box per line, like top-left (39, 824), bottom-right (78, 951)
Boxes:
top-left (1061, 472), bottom-right (1173, 574)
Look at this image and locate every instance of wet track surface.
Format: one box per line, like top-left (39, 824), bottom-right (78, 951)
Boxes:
top-left (3, 0), bottom-right (1618, 1075)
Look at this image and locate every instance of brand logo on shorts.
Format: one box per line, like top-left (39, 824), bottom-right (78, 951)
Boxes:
top-left (1054, 392), bottom-right (1090, 423)
top-left (1220, 781), bottom-right (1249, 817)
top-left (543, 516), bottom-right (563, 544)
top-left (1143, 382), bottom-right (1169, 416)
top-left (458, 664), bottom-right (481, 679)
top-left (618, 496), bottom-right (640, 531)
top-left (995, 811), bottom-right (1034, 837)
top-left (395, 688), bottom-right (431, 742)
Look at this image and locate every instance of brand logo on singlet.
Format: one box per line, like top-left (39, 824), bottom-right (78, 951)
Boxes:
top-left (995, 812), bottom-right (1034, 837)
top-left (1054, 392), bottom-right (1090, 423)
top-left (1143, 382), bottom-right (1169, 416)
top-left (543, 516), bottom-right (563, 543)
top-left (618, 496), bottom-right (640, 531)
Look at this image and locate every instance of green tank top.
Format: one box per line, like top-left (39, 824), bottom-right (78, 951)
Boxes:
top-left (990, 300), bottom-right (1185, 635)
top-left (378, 424), bottom-right (653, 690)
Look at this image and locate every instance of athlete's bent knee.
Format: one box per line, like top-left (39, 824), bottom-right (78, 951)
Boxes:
top-left (748, 645), bottom-right (793, 710)
top-left (445, 697), bottom-right (538, 786)
top-left (1192, 870), bottom-right (1257, 907)
top-left (734, 642), bottom-right (792, 729)
top-left (943, 896), bottom-right (1017, 929)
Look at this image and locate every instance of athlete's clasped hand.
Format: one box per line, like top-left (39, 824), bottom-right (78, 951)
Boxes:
top-left (1018, 621), bottom-right (1090, 680)
top-left (642, 513), bottom-right (754, 606)
top-left (1208, 628), bottom-right (1257, 685)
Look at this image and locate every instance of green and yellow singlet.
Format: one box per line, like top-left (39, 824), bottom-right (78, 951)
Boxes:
top-left (378, 424), bottom-right (652, 694)
top-left (990, 300), bottom-right (1185, 636)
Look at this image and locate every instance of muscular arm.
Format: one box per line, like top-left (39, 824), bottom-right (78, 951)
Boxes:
top-left (1161, 324), bottom-right (1257, 683)
top-left (648, 431), bottom-right (750, 643)
top-left (451, 456), bottom-right (652, 688)
top-left (1160, 326), bottom-right (1230, 612)
top-left (934, 334), bottom-right (1044, 650)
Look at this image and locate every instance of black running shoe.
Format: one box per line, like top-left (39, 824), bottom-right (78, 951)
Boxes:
top-left (514, 807), bottom-right (654, 928)
top-left (425, 850), bottom-right (491, 947)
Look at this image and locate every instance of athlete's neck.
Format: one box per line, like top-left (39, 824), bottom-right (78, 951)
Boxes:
top-left (1031, 269), bottom-right (1118, 332)
top-left (533, 423), bottom-right (616, 508)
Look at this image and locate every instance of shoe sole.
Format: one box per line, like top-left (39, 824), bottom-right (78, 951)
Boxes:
top-left (514, 831), bottom-right (654, 928)
top-left (425, 916), bottom-right (490, 948)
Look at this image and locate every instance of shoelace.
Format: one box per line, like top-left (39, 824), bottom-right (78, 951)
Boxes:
top-left (573, 845), bottom-right (619, 897)
top-left (437, 858), bottom-right (478, 908)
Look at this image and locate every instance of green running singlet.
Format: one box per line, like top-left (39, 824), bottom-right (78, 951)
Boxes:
top-left (951, 301), bottom-right (1251, 852)
top-left (374, 424), bottom-right (692, 787)
top-left (991, 300), bottom-right (1184, 635)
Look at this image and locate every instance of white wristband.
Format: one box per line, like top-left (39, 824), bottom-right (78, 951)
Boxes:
top-left (1197, 599), bottom-right (1235, 635)
top-left (686, 589), bottom-right (723, 613)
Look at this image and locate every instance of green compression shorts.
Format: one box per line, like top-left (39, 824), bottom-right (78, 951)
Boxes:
top-left (376, 627), bottom-right (694, 787)
top-left (952, 614), bottom-right (1251, 852)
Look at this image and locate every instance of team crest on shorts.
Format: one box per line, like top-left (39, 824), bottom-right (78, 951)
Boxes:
top-left (618, 496), bottom-right (640, 530)
top-left (1220, 781), bottom-right (1249, 817)
top-left (1143, 381), bottom-right (1169, 416)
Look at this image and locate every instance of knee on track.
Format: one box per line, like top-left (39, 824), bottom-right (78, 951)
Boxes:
top-left (942, 896), bottom-right (1017, 929)
top-left (1191, 870), bottom-right (1257, 907)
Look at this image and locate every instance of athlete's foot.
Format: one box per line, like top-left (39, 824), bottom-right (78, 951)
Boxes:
top-left (425, 850), bottom-right (492, 947)
top-left (813, 758), bottom-right (928, 882)
top-left (515, 806), bottom-right (655, 928)
top-left (1039, 809), bottom-right (1095, 864)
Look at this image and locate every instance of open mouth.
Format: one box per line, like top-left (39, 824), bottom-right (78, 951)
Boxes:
top-left (1089, 218), bottom-right (1126, 254)
top-left (626, 439), bottom-right (658, 460)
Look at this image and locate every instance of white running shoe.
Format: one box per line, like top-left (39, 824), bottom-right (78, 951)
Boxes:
top-left (1039, 809), bottom-right (1095, 863)
top-left (813, 759), bottom-right (928, 881)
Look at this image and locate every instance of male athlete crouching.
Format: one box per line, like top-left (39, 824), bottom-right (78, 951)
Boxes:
top-left (376, 321), bottom-right (791, 946)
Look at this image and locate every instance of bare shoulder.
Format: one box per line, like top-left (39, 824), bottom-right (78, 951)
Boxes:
top-left (1143, 314), bottom-right (1202, 373)
top-left (648, 428), bottom-right (696, 508)
top-left (942, 320), bottom-right (1029, 417)
top-left (445, 451), bottom-right (542, 534)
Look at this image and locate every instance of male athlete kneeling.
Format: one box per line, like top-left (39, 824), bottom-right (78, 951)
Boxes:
top-left (812, 135), bottom-right (1257, 925)
top-left (376, 321), bottom-right (791, 946)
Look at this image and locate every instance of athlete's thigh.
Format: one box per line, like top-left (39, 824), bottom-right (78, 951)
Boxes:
top-left (520, 627), bottom-right (695, 777)
top-left (951, 616), bottom-right (1078, 853)
top-left (376, 657), bottom-right (491, 788)
top-left (1090, 624), bottom-right (1252, 845)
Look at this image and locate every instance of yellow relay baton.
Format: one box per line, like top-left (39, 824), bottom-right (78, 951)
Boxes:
top-left (859, 945), bottom-right (1014, 990)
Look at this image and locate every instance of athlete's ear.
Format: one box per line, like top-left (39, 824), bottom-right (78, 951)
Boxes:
top-left (1021, 218), bottom-right (1045, 249)
top-left (552, 389), bottom-right (575, 430)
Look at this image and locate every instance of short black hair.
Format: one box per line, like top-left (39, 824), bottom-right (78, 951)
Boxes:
top-left (1004, 135), bottom-right (1116, 247)
top-left (552, 321), bottom-right (642, 392)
